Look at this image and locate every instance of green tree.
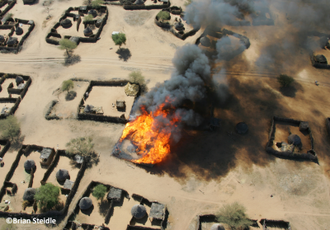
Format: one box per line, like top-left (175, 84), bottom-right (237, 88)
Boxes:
top-left (58, 38), bottom-right (77, 57)
top-left (66, 136), bottom-right (94, 158)
top-left (83, 14), bottom-right (94, 22)
top-left (34, 183), bottom-right (60, 211)
top-left (216, 202), bottom-right (252, 230)
top-left (91, 0), bottom-right (103, 7)
top-left (92, 184), bottom-right (107, 200)
top-left (128, 71), bottom-right (148, 94)
top-left (277, 74), bottom-right (295, 87)
top-left (156, 11), bottom-right (170, 21)
top-left (0, 115), bottom-right (20, 141)
top-left (61, 80), bottom-right (74, 92)
top-left (112, 33), bottom-right (126, 48)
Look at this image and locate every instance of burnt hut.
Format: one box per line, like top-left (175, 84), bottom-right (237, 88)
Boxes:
top-left (7, 37), bottom-right (18, 47)
top-left (131, 204), bottom-right (147, 219)
top-left (79, 197), bottom-right (93, 210)
top-left (313, 54), bottom-right (327, 64)
top-left (200, 36), bottom-right (211, 47)
top-left (56, 169), bottom-right (70, 183)
top-left (107, 187), bottom-right (123, 202)
top-left (149, 202), bottom-right (165, 222)
top-left (288, 134), bottom-right (302, 147)
top-left (116, 100), bottom-right (126, 112)
top-left (39, 148), bottom-right (55, 166)
top-left (23, 188), bottom-right (36, 202)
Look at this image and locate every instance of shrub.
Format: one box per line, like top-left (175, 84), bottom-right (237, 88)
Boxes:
top-left (91, 0), bottom-right (103, 7)
top-left (92, 184), bottom-right (107, 200)
top-left (156, 11), bottom-right (170, 21)
top-left (61, 80), bottom-right (74, 92)
top-left (66, 136), bottom-right (95, 158)
top-left (83, 14), bottom-right (94, 22)
top-left (58, 39), bottom-right (77, 57)
top-left (216, 202), bottom-right (252, 230)
top-left (277, 74), bottom-right (295, 87)
top-left (34, 183), bottom-right (60, 211)
top-left (128, 71), bottom-right (148, 94)
top-left (112, 33), bottom-right (126, 48)
top-left (0, 115), bottom-right (20, 141)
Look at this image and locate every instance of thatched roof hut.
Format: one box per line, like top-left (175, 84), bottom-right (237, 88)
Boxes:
top-left (24, 159), bottom-right (35, 171)
top-left (288, 134), bottom-right (302, 146)
top-left (7, 37), bottom-right (18, 47)
top-left (211, 223), bottom-right (225, 230)
top-left (23, 188), bottom-right (36, 202)
top-left (88, 9), bottom-right (97, 18)
top-left (174, 20), bottom-right (185, 32)
top-left (200, 36), bottom-right (211, 47)
top-left (15, 27), bottom-right (23, 36)
top-left (79, 197), bottom-right (93, 210)
top-left (235, 122), bottom-right (248, 134)
top-left (56, 169), bottom-right (70, 182)
top-left (299, 121), bottom-right (309, 132)
top-left (61, 19), bottom-right (72, 29)
top-left (84, 27), bottom-right (93, 37)
top-left (131, 204), bottom-right (147, 219)
top-left (134, 0), bottom-right (144, 5)
top-left (16, 76), bottom-right (24, 86)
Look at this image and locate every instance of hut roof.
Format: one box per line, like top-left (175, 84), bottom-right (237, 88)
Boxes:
top-left (149, 202), bottom-right (165, 220)
top-left (70, 36), bottom-right (79, 45)
top-left (7, 37), bottom-right (18, 46)
top-left (56, 169), bottom-right (70, 181)
top-left (24, 159), bottom-right (35, 170)
top-left (124, 83), bottom-right (139, 96)
top-left (84, 27), bottom-right (93, 36)
top-left (61, 19), bottom-right (72, 28)
top-left (299, 121), bottom-right (309, 132)
top-left (16, 76), bottom-right (24, 85)
top-left (107, 187), bottom-right (123, 201)
top-left (116, 100), bottom-right (125, 108)
top-left (134, 0), bottom-right (145, 5)
top-left (74, 154), bottom-right (84, 164)
top-left (200, 36), bottom-right (211, 47)
top-left (63, 179), bottom-right (74, 190)
top-left (23, 188), bottom-right (36, 202)
top-left (235, 122), bottom-right (248, 134)
top-left (211, 223), bottom-right (225, 230)
top-left (131, 204), bottom-right (147, 219)
top-left (79, 197), bottom-right (93, 210)
top-left (16, 27), bottom-right (23, 36)
top-left (314, 54), bottom-right (327, 64)
top-left (40, 148), bottom-right (53, 159)
top-left (0, 35), bottom-right (5, 42)
top-left (288, 134), bottom-right (302, 146)
top-left (175, 21), bottom-right (185, 31)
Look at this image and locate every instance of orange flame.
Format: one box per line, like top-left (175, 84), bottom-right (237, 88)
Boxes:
top-left (119, 99), bottom-right (180, 164)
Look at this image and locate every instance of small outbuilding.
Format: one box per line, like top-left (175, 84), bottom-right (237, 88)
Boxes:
top-left (15, 76), bottom-right (24, 86)
top-left (23, 188), bottom-right (36, 202)
top-left (79, 197), bottom-right (93, 210)
top-left (313, 54), bottom-right (327, 64)
top-left (116, 100), bottom-right (126, 112)
top-left (56, 169), bottom-right (70, 183)
top-left (24, 159), bottom-right (36, 172)
top-left (7, 37), bottom-right (18, 47)
top-left (131, 204), bottom-right (147, 219)
top-left (107, 187), bottom-right (123, 202)
top-left (63, 179), bottom-right (74, 190)
top-left (39, 148), bottom-right (55, 166)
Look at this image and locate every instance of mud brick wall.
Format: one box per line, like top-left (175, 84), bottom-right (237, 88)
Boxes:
top-left (0, 139), bottom-right (10, 157)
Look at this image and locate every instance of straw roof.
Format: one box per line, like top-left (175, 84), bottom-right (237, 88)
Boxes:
top-left (63, 179), bottom-right (74, 190)
top-left (40, 148), bottom-right (53, 160)
top-left (211, 223), bottom-right (225, 230)
top-left (61, 19), bottom-right (72, 29)
top-left (56, 169), bottom-right (70, 182)
top-left (23, 188), bottom-right (36, 202)
top-left (7, 37), bottom-right (18, 46)
top-left (79, 197), bottom-right (93, 210)
top-left (24, 159), bottom-right (35, 171)
top-left (235, 122), bottom-right (248, 134)
top-left (84, 27), bottom-right (93, 37)
top-left (299, 121), bottom-right (309, 132)
top-left (131, 204), bottom-right (147, 219)
top-left (124, 83), bottom-right (139, 96)
top-left (107, 187), bottom-right (123, 201)
top-left (288, 134), bottom-right (302, 146)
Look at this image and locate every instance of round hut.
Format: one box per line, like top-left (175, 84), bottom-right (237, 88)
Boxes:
top-left (133, 0), bottom-right (145, 5)
top-left (23, 188), bottom-right (36, 202)
top-left (15, 27), bottom-right (23, 36)
top-left (174, 19), bottom-right (185, 32)
top-left (7, 37), bottom-right (18, 47)
top-left (88, 9), bottom-right (97, 18)
top-left (235, 122), bottom-right (248, 134)
top-left (79, 197), bottom-right (93, 210)
top-left (16, 76), bottom-right (24, 86)
top-left (0, 35), bottom-right (5, 43)
top-left (56, 169), bottom-right (70, 182)
top-left (288, 134), bottom-right (302, 146)
top-left (24, 159), bottom-right (35, 172)
top-left (61, 19), bottom-right (72, 29)
top-left (84, 27), bottom-right (93, 37)
top-left (131, 204), bottom-right (147, 219)
top-left (211, 224), bottom-right (225, 230)
top-left (200, 36), bottom-right (211, 47)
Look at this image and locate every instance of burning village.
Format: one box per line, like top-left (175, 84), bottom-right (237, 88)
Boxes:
top-left (0, 0), bottom-right (330, 230)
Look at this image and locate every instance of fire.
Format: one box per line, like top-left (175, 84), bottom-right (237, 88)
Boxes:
top-left (119, 100), bottom-right (180, 164)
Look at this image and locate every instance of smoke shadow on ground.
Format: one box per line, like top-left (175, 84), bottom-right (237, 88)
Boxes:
top-left (142, 77), bottom-right (288, 182)
top-left (116, 48), bottom-right (132, 61)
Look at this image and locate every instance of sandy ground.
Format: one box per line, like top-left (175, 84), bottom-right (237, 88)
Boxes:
top-left (0, 0), bottom-right (330, 230)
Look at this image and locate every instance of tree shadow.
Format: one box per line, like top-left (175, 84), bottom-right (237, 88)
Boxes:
top-left (63, 54), bottom-right (81, 66)
top-left (98, 199), bottom-right (110, 217)
top-left (279, 81), bottom-right (303, 98)
top-left (116, 48), bottom-right (132, 61)
top-left (11, 133), bottom-right (25, 151)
